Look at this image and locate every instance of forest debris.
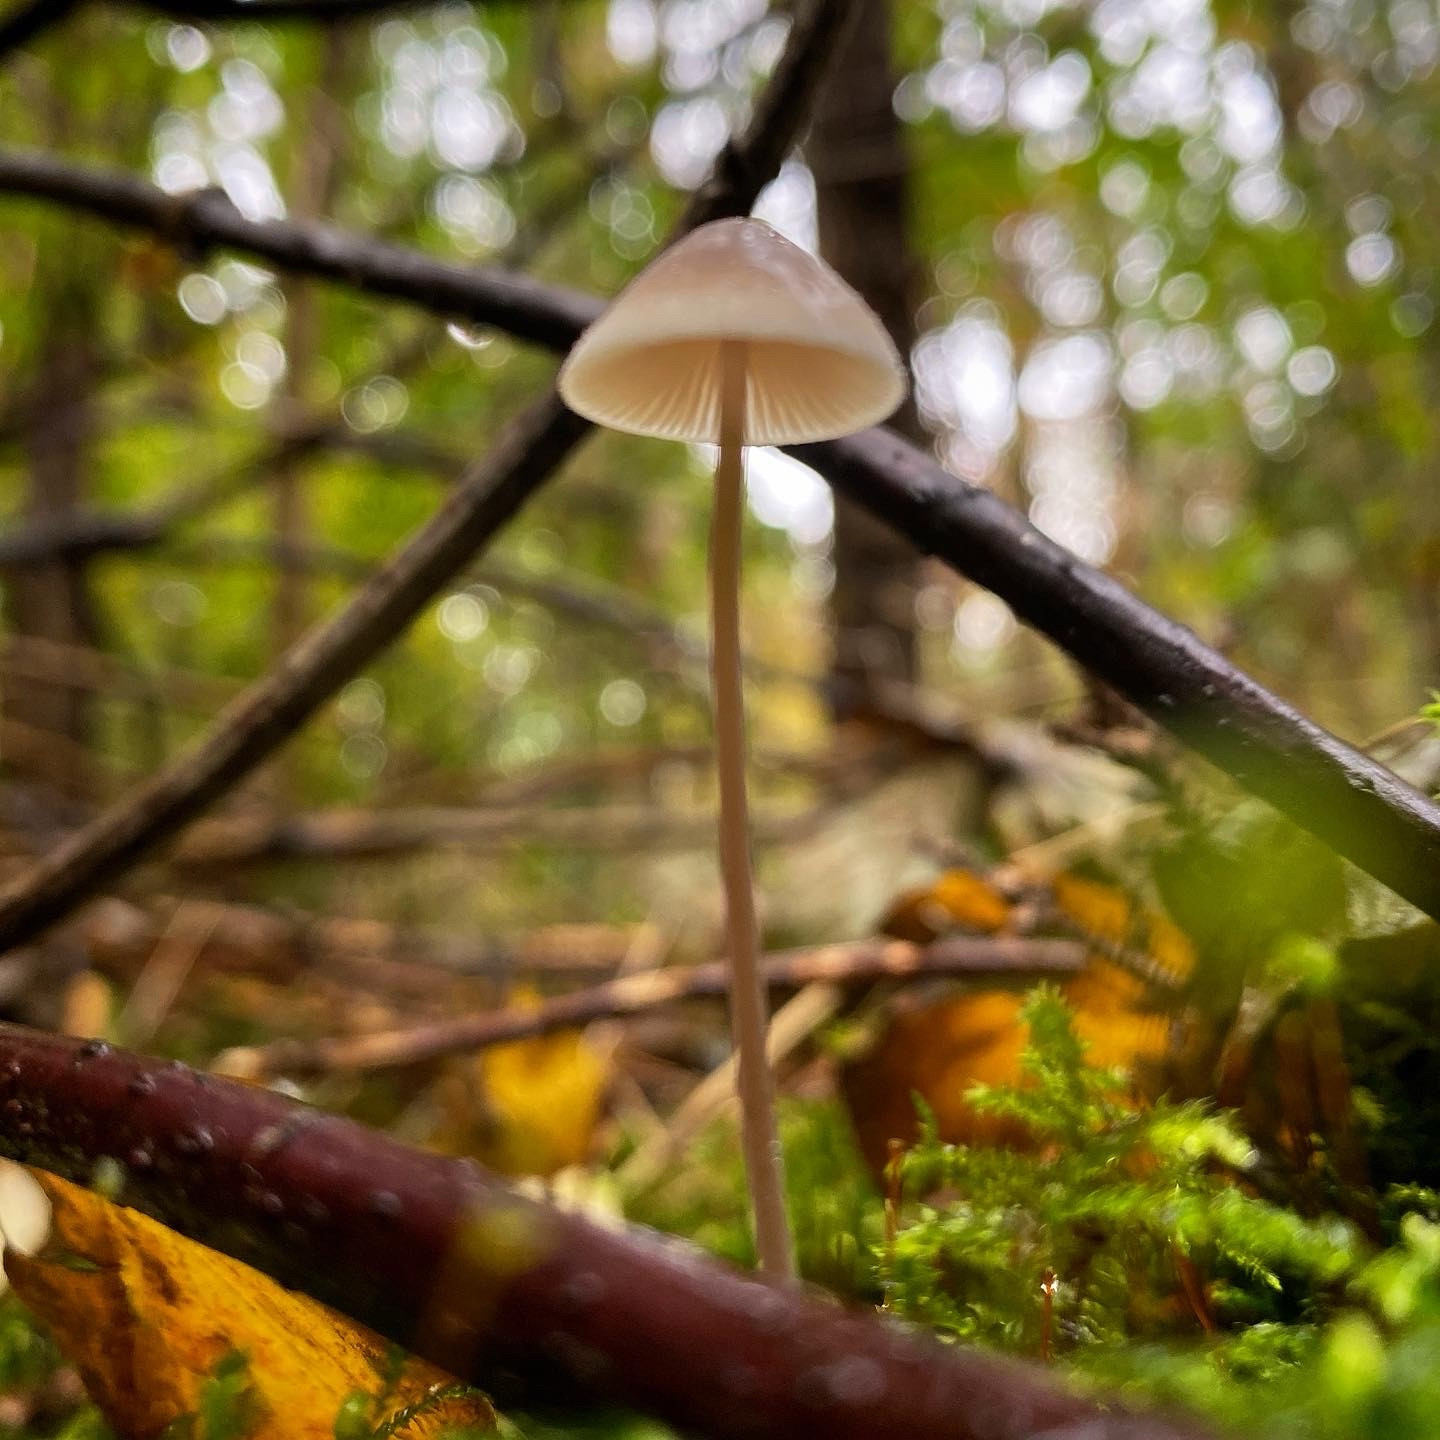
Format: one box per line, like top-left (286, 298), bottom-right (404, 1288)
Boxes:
top-left (115, 901), bottom-right (219, 1048)
top-left (880, 868), bottom-right (1013, 941)
top-left (59, 971), bottom-right (112, 1040)
top-left (170, 801), bottom-right (824, 867)
top-left (83, 895), bottom-right (639, 984)
top-left (845, 872), bottom-right (1184, 1172)
top-left (618, 981), bottom-right (844, 1193)
top-left (6, 1171), bottom-right (494, 1439)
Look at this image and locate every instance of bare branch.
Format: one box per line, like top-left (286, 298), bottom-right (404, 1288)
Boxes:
top-left (5, 17), bottom-right (1439, 919)
top-left (169, 800), bottom-right (825, 866)
top-left (219, 934), bottom-right (1091, 1077)
top-left (798, 428), bottom-right (1440, 922)
top-left (84, 893), bottom-right (643, 983)
top-left (0, 151), bottom-right (601, 346)
top-left (0, 1025), bottom-right (1216, 1440)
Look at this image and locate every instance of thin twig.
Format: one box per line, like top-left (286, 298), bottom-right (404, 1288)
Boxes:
top-left (617, 981), bottom-right (844, 1193)
top-left (216, 934), bottom-right (1089, 1078)
top-left (168, 800), bottom-right (825, 866)
top-left (84, 892), bottom-right (643, 983)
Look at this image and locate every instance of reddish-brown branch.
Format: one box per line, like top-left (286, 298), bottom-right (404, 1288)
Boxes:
top-left (0, 1025), bottom-right (1215, 1440)
top-left (218, 934), bottom-right (1090, 1077)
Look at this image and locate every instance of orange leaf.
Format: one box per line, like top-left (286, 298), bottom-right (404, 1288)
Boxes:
top-left (842, 990), bottom-right (1035, 1174)
top-left (879, 869), bottom-right (1013, 943)
top-left (6, 1171), bottom-right (494, 1440)
top-left (1051, 872), bottom-right (1194, 986)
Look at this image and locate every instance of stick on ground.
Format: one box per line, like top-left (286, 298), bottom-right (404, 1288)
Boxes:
top-left (215, 934), bottom-right (1089, 1078)
top-left (0, 1023), bottom-right (1216, 1440)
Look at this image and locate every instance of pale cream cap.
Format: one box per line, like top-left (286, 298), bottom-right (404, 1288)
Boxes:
top-left (557, 218), bottom-right (907, 446)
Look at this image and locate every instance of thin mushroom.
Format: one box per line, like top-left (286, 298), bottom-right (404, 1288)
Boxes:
top-left (559, 217), bottom-right (905, 1278)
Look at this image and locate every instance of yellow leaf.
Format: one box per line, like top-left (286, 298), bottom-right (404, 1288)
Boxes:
top-left (6, 1171), bottom-right (494, 1440)
top-left (425, 988), bottom-right (609, 1179)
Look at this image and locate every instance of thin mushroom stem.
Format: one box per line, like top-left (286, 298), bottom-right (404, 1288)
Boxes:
top-left (710, 337), bottom-right (794, 1279)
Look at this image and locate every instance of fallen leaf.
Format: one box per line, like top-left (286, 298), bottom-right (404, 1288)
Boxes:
top-left (1051, 872), bottom-right (1194, 986)
top-left (846, 872), bottom-right (1182, 1172)
top-left (6, 1171), bottom-right (494, 1440)
top-left (842, 990), bottom-right (1035, 1174)
top-left (425, 988), bottom-right (609, 1178)
top-left (879, 869), bottom-right (1013, 943)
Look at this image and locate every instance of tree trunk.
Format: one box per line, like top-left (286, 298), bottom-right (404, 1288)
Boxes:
top-left (810, 0), bottom-right (925, 720)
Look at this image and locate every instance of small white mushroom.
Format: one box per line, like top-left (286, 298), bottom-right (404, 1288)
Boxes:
top-left (560, 217), bottom-right (906, 1278)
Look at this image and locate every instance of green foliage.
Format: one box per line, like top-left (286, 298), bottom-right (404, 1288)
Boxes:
top-left (163, 1351), bottom-right (258, 1440)
top-left (622, 1101), bottom-right (881, 1299)
top-left (1073, 1212), bottom-right (1440, 1439)
top-left (888, 988), bottom-right (1360, 1353)
top-left (0, 1297), bottom-right (66, 1397)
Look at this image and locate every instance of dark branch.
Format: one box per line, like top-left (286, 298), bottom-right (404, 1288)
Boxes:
top-left (0, 1026), bottom-right (1216, 1440)
top-left (0, 0), bottom-right (863, 953)
top-left (0, 156), bottom-right (603, 349)
top-left (221, 934), bottom-right (1091, 1077)
top-left (798, 429), bottom-right (1440, 922)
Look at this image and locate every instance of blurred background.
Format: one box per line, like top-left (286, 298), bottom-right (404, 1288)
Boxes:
top-left (1, 0), bottom-right (1439, 1209)
top-left (7, 3), bottom-right (1440, 1435)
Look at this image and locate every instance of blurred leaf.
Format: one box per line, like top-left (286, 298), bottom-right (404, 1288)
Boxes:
top-left (426, 988), bottom-right (610, 1179)
top-left (6, 1172), bottom-right (494, 1439)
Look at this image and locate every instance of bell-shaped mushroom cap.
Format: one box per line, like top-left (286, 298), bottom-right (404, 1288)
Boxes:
top-left (558, 217), bottom-right (906, 446)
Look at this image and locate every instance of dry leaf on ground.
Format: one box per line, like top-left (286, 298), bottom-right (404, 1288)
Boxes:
top-left (846, 871), bottom-right (1186, 1170)
top-left (5, 1170), bottom-right (494, 1440)
top-left (425, 987), bottom-right (610, 1178)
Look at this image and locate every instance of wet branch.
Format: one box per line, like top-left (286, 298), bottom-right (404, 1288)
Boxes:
top-left (0, 1026), bottom-right (1215, 1440)
top-left (218, 933), bottom-right (1090, 1077)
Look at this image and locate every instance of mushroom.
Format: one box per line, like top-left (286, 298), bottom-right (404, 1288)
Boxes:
top-left (559, 217), bottom-right (906, 1277)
